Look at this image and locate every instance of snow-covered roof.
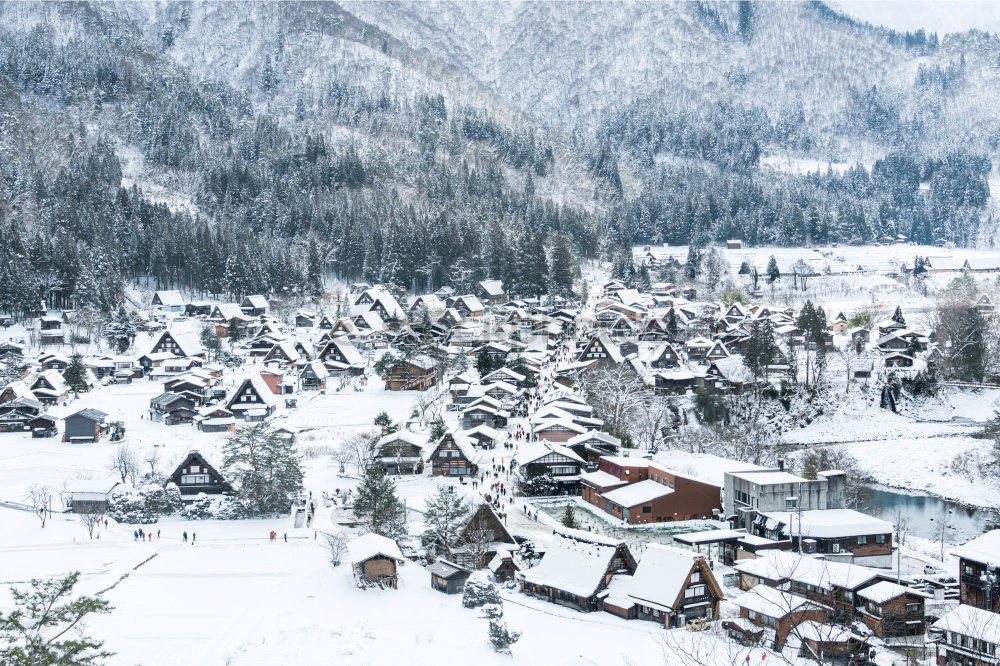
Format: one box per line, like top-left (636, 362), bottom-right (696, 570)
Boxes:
top-left (579, 470), bottom-right (628, 489)
top-left (455, 294), bottom-right (485, 312)
top-left (951, 529), bottom-right (1000, 567)
top-left (531, 419), bottom-right (587, 435)
top-left (34, 369), bottom-right (70, 395)
top-left (347, 533), bottom-right (404, 566)
top-left (463, 424), bottom-right (499, 440)
top-left (377, 429), bottom-right (425, 450)
top-left (932, 603), bottom-right (1000, 643)
top-left (1, 380), bottom-right (36, 402)
top-left (65, 478), bottom-right (121, 494)
top-left (243, 294), bottom-right (268, 309)
top-left (520, 529), bottom-right (626, 598)
top-left (600, 479), bottom-right (673, 508)
top-left (727, 469), bottom-right (808, 485)
top-left (154, 290), bottom-right (184, 307)
top-left (734, 551), bottom-right (879, 591)
top-left (857, 581), bottom-right (930, 604)
top-left (759, 509), bottom-right (893, 539)
top-left (733, 584), bottom-right (817, 619)
top-left (567, 430), bottom-right (620, 448)
top-left (514, 442), bottom-right (585, 466)
top-left (478, 280), bottom-right (505, 297)
top-left (627, 544), bottom-right (706, 612)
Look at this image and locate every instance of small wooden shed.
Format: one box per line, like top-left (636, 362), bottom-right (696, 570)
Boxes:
top-left (347, 533), bottom-right (404, 589)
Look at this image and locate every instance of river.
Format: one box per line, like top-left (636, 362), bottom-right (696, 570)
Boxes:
top-left (856, 483), bottom-right (1000, 543)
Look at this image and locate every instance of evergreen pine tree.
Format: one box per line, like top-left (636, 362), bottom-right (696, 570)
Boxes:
top-left (62, 354), bottom-right (87, 395)
top-left (891, 305), bottom-right (906, 326)
top-left (221, 424), bottom-right (304, 515)
top-left (745, 320), bottom-right (779, 379)
top-left (420, 484), bottom-right (469, 557)
top-left (548, 234), bottom-right (575, 297)
top-left (104, 305), bottom-right (136, 352)
top-left (560, 504), bottom-right (579, 529)
top-left (766, 255), bottom-right (780, 282)
top-left (353, 465), bottom-right (407, 539)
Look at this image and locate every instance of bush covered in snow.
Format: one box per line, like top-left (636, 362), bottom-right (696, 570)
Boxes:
top-left (517, 473), bottom-right (558, 497)
top-left (462, 574), bottom-right (501, 608)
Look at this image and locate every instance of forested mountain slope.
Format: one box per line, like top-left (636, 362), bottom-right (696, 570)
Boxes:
top-left (0, 0), bottom-right (998, 316)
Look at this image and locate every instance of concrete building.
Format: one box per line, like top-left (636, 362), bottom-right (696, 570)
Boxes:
top-left (723, 461), bottom-right (846, 530)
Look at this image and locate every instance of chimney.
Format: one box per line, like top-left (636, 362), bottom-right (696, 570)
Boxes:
top-left (777, 458), bottom-right (785, 471)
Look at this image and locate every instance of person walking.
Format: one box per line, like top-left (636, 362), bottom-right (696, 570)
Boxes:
top-left (183, 531), bottom-right (188, 543)
top-left (192, 533), bottom-right (196, 544)
top-left (283, 533), bottom-right (288, 543)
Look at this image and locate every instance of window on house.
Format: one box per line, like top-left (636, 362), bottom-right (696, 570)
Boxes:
top-left (691, 572), bottom-right (700, 583)
top-left (684, 585), bottom-right (705, 599)
top-left (906, 603), bottom-right (920, 614)
top-left (181, 474), bottom-right (210, 485)
top-left (642, 506), bottom-right (652, 513)
top-left (857, 535), bottom-right (868, 545)
top-left (876, 534), bottom-right (886, 544)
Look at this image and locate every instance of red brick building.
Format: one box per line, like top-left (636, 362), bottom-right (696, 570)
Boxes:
top-left (580, 456), bottom-right (721, 524)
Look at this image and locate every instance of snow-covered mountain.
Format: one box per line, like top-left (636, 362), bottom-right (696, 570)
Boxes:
top-left (1, 0), bottom-right (999, 312)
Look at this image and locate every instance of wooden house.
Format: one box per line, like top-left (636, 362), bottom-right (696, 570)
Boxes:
top-left (148, 392), bottom-right (198, 425)
top-left (65, 478), bottom-right (121, 514)
top-left (149, 330), bottom-right (205, 359)
top-left (428, 559), bottom-right (472, 594)
top-left (566, 431), bottom-right (621, 468)
top-left (225, 375), bottom-right (277, 421)
top-left (376, 430), bottom-right (426, 475)
top-left (240, 294), bottom-right (269, 316)
top-left (62, 408), bottom-right (108, 443)
top-left (30, 369), bottom-right (70, 404)
top-left (952, 530), bottom-right (1000, 612)
top-left (347, 533), bottom-right (404, 589)
top-left (185, 301), bottom-right (212, 317)
top-left (317, 337), bottom-right (365, 375)
top-left (195, 406), bottom-right (236, 433)
top-left (606, 544), bottom-right (723, 628)
top-left (650, 343), bottom-right (682, 369)
top-left (519, 528), bottom-right (636, 613)
top-left (428, 431), bottom-right (480, 477)
top-left (856, 581), bottom-right (929, 643)
top-left (576, 333), bottom-right (624, 369)
top-left (457, 503), bottom-right (519, 569)
top-left (152, 290), bottom-right (185, 313)
top-left (384, 356), bottom-right (436, 391)
top-left (931, 604), bottom-right (1000, 666)
top-left (513, 442), bottom-right (585, 492)
top-left (167, 450), bottom-right (232, 498)
top-left (884, 352), bottom-right (914, 368)
top-left (476, 279), bottom-right (507, 305)
top-left (448, 295), bottom-right (485, 318)
top-left (297, 360), bottom-right (329, 391)
top-left (727, 585), bottom-right (827, 650)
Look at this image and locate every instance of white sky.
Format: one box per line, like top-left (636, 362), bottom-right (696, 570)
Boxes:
top-left (834, 0), bottom-right (1000, 34)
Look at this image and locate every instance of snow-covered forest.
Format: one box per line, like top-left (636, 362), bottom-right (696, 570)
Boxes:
top-left (1, 1), bottom-right (999, 316)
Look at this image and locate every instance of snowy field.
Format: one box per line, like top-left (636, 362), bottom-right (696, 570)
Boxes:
top-left (640, 243), bottom-right (1000, 311)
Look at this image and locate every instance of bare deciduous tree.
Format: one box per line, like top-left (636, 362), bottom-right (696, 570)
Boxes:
top-left (78, 512), bottom-right (104, 540)
top-left (143, 447), bottom-right (161, 481)
top-left (580, 364), bottom-right (649, 441)
top-left (464, 525), bottom-right (494, 570)
top-left (26, 484), bottom-right (54, 528)
top-left (325, 533), bottom-right (348, 567)
top-left (109, 443), bottom-right (140, 486)
top-left (338, 430), bottom-right (381, 476)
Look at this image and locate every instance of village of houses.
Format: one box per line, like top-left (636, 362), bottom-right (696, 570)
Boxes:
top-left (1, 244), bottom-right (1000, 665)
